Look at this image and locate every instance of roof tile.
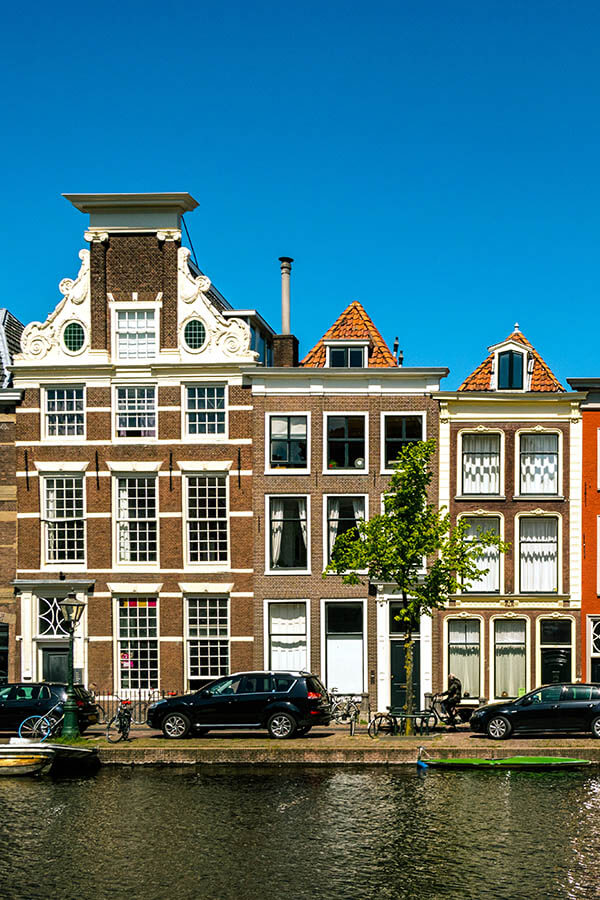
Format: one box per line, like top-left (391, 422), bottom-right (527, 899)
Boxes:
top-left (300, 301), bottom-right (397, 368)
top-left (459, 330), bottom-right (564, 392)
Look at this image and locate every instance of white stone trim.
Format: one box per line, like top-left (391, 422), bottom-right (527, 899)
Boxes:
top-left (106, 461), bottom-right (163, 472)
top-left (34, 461), bottom-right (89, 473)
top-left (107, 582), bottom-right (163, 594)
top-left (177, 460), bottom-right (232, 472)
top-left (178, 582), bottom-right (234, 594)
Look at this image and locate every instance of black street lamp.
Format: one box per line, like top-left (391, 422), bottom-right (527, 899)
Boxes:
top-left (58, 591), bottom-right (86, 739)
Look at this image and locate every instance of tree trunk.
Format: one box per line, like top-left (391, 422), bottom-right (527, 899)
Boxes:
top-left (404, 628), bottom-right (414, 735)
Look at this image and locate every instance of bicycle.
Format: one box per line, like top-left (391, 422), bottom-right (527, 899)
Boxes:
top-left (106, 700), bottom-right (133, 743)
top-left (329, 688), bottom-right (361, 725)
top-left (367, 692), bottom-right (456, 738)
top-left (19, 703), bottom-right (64, 741)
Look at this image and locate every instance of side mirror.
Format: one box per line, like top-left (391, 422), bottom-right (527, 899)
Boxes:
top-left (202, 689), bottom-right (212, 697)
top-left (521, 696), bottom-right (533, 706)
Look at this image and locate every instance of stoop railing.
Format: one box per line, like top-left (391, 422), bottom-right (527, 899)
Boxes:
top-left (88, 687), bottom-right (179, 725)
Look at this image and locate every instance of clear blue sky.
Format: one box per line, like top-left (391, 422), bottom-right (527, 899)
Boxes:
top-left (2, 0), bottom-right (599, 387)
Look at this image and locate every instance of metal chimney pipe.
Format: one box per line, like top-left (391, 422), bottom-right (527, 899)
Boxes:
top-left (279, 257), bottom-right (293, 334)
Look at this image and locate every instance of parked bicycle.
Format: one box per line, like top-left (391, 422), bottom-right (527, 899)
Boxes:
top-left (106, 700), bottom-right (133, 743)
top-left (367, 692), bottom-right (457, 738)
top-left (329, 688), bottom-right (361, 725)
top-left (19, 703), bottom-right (63, 741)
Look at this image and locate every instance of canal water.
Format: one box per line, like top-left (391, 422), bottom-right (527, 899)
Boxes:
top-left (0, 765), bottom-right (598, 900)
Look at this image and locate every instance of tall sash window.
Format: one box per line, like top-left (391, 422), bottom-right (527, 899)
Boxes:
top-left (462, 434), bottom-right (500, 494)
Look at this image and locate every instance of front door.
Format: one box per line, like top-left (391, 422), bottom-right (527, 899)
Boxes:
top-left (42, 648), bottom-right (69, 683)
top-left (325, 603), bottom-right (364, 694)
top-left (541, 648), bottom-right (571, 685)
top-left (391, 639), bottom-right (420, 711)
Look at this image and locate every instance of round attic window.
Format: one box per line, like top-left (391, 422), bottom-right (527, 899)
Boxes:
top-left (184, 319), bottom-right (207, 351)
top-left (63, 322), bottom-right (85, 353)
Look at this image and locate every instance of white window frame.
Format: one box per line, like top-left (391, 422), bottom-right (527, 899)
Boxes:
top-left (263, 599), bottom-right (310, 671)
top-left (114, 595), bottom-right (160, 694)
top-left (265, 411), bottom-right (311, 475)
top-left (265, 494), bottom-right (311, 575)
top-left (43, 385), bottom-right (86, 442)
top-left (40, 473), bottom-right (87, 569)
top-left (112, 473), bottom-right (159, 569)
top-left (516, 512), bottom-right (561, 595)
top-left (113, 384), bottom-right (157, 441)
top-left (489, 615), bottom-right (530, 700)
top-left (323, 412), bottom-right (369, 475)
top-left (182, 382), bottom-right (228, 440)
top-left (322, 493), bottom-right (368, 568)
top-left (324, 340), bottom-right (369, 368)
top-left (185, 595), bottom-right (231, 688)
top-left (491, 341), bottom-right (528, 392)
top-left (514, 428), bottom-right (562, 498)
top-left (320, 597), bottom-right (368, 693)
top-left (380, 411), bottom-right (426, 473)
top-left (458, 512), bottom-right (504, 594)
top-left (457, 429), bottom-right (504, 498)
top-left (183, 472), bottom-right (230, 570)
top-left (587, 616), bottom-right (600, 681)
top-left (443, 615), bottom-right (484, 702)
top-left (110, 300), bottom-right (161, 363)
top-left (536, 615), bottom-right (575, 685)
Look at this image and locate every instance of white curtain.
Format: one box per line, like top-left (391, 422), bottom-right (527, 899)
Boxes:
top-left (351, 497), bottom-right (365, 524)
top-left (520, 434), bottom-right (558, 494)
top-left (462, 434), bottom-right (500, 494)
top-left (465, 518), bottom-right (499, 592)
top-left (298, 499), bottom-right (307, 550)
top-left (270, 498), bottom-right (285, 567)
top-left (520, 517), bottom-right (558, 592)
top-left (495, 619), bottom-right (526, 698)
top-left (270, 602), bottom-right (307, 670)
top-left (448, 620), bottom-right (480, 697)
top-left (328, 498), bottom-right (340, 559)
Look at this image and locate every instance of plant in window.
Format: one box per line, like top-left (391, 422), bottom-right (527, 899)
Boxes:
top-left (324, 439), bottom-right (509, 731)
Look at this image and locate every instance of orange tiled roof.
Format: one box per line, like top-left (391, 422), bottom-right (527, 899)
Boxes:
top-left (300, 300), bottom-right (397, 368)
top-left (459, 330), bottom-right (564, 392)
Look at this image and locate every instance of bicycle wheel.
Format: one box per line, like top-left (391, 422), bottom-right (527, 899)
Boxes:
top-left (95, 704), bottom-right (107, 725)
top-left (106, 716), bottom-right (124, 743)
top-left (19, 716), bottom-right (51, 741)
top-left (368, 714), bottom-right (395, 739)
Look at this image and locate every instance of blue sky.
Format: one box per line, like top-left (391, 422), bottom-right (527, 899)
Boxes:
top-left (2, 0), bottom-right (600, 387)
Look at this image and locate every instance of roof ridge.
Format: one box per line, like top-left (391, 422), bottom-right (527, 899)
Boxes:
top-left (300, 300), bottom-right (397, 368)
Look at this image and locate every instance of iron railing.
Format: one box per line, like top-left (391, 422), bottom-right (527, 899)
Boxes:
top-left (89, 688), bottom-right (178, 725)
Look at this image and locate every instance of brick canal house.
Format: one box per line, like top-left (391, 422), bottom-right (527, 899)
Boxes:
top-left (11, 193), bottom-right (275, 694)
top-left (437, 328), bottom-right (585, 707)
top-left (0, 310), bottom-right (25, 683)
top-left (249, 295), bottom-right (448, 712)
top-left (565, 377), bottom-right (600, 681)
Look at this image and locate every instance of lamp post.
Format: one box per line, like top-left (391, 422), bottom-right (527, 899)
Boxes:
top-left (58, 591), bottom-right (86, 739)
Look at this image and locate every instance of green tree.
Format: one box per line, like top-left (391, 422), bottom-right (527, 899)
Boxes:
top-left (323, 439), bottom-right (508, 731)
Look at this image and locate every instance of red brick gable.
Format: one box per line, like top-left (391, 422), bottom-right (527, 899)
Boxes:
top-left (300, 300), bottom-right (397, 367)
top-left (459, 330), bottom-right (564, 392)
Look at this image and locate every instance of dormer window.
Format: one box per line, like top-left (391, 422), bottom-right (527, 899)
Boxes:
top-left (498, 350), bottom-right (524, 390)
top-left (326, 343), bottom-right (368, 368)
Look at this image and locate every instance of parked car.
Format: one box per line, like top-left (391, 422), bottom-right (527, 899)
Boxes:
top-left (470, 683), bottom-right (600, 739)
top-left (0, 682), bottom-right (99, 734)
top-left (147, 671), bottom-right (332, 739)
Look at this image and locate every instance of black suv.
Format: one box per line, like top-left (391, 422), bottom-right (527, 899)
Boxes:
top-left (0, 682), bottom-right (98, 734)
top-left (147, 671), bottom-right (332, 739)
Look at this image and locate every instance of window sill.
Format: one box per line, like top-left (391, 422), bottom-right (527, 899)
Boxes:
top-left (265, 569), bottom-right (312, 576)
top-left (454, 495), bottom-right (505, 501)
top-left (323, 470), bottom-right (368, 476)
top-left (512, 495), bottom-right (564, 501)
top-left (265, 468), bottom-right (310, 476)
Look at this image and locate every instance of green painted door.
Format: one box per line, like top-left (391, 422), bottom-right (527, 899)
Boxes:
top-left (390, 640), bottom-right (420, 710)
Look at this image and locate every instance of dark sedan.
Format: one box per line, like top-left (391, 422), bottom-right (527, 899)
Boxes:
top-left (470, 683), bottom-right (600, 739)
top-left (147, 671), bottom-right (332, 739)
top-left (0, 682), bottom-right (98, 734)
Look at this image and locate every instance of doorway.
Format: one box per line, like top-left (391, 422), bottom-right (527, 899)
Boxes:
top-left (390, 639), bottom-right (420, 710)
top-left (41, 647), bottom-right (69, 682)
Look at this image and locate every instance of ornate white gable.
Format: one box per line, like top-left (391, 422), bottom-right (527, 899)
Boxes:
top-left (177, 247), bottom-right (257, 364)
top-left (17, 250), bottom-right (91, 363)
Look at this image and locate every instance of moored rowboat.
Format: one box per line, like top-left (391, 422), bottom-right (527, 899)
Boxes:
top-left (418, 754), bottom-right (590, 770)
top-left (0, 746), bottom-right (55, 775)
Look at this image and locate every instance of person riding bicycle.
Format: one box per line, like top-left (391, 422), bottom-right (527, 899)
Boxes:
top-left (440, 673), bottom-right (462, 728)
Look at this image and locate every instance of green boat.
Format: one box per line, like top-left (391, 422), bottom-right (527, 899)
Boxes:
top-left (418, 754), bottom-right (590, 770)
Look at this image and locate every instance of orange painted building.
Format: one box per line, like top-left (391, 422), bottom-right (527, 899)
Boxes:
top-left (567, 379), bottom-right (600, 680)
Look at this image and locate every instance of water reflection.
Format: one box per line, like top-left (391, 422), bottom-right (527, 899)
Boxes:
top-left (0, 767), bottom-right (599, 899)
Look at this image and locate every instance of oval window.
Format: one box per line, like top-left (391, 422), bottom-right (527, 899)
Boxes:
top-left (63, 322), bottom-right (85, 352)
top-left (184, 319), bottom-right (206, 350)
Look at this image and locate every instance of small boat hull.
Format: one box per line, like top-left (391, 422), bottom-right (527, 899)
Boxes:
top-left (0, 752), bottom-right (55, 776)
top-left (422, 755), bottom-right (591, 770)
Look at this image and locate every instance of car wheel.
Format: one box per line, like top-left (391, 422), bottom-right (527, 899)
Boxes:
top-left (486, 715), bottom-right (511, 740)
top-left (161, 713), bottom-right (191, 739)
top-left (296, 725), bottom-right (312, 736)
top-left (267, 712), bottom-right (297, 739)
top-left (591, 717), bottom-right (600, 739)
